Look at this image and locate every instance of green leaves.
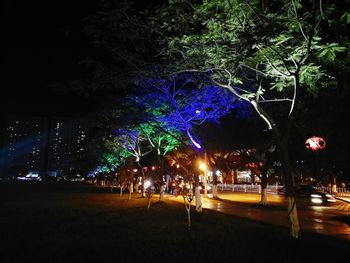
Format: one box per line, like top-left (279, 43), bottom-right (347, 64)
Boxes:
top-left (341, 12), bottom-right (350, 24)
top-left (316, 43), bottom-right (346, 62)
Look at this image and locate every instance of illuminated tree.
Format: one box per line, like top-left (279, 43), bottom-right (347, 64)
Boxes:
top-left (137, 122), bottom-right (181, 201)
top-left (136, 73), bottom-right (244, 210)
top-left (84, 0), bottom-right (348, 237)
top-left (106, 127), bottom-right (151, 198)
top-left (99, 144), bottom-right (132, 193)
top-left (166, 146), bottom-right (203, 212)
top-left (139, 73), bottom-right (239, 149)
top-left (240, 142), bottom-right (277, 205)
top-left (150, 0), bottom-right (347, 238)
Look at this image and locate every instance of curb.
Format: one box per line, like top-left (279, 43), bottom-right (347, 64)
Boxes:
top-left (335, 196), bottom-right (350, 204)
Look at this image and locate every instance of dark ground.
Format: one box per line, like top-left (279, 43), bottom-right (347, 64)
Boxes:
top-left (0, 181), bottom-right (348, 263)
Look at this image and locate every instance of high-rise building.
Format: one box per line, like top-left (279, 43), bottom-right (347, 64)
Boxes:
top-left (47, 117), bottom-right (88, 176)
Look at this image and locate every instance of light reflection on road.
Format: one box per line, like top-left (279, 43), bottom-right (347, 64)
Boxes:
top-left (166, 192), bottom-right (350, 241)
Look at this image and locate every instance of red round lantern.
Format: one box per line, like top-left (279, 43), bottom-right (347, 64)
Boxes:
top-left (305, 136), bottom-right (326, 151)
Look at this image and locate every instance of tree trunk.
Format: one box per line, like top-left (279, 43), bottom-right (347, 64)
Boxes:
top-left (331, 175), bottom-right (337, 194)
top-left (135, 180), bottom-right (139, 192)
top-left (183, 196), bottom-right (192, 230)
top-left (204, 151), bottom-right (208, 196)
top-left (279, 140), bottom-right (300, 238)
top-left (126, 158), bottom-right (134, 200)
top-left (212, 185), bottom-right (218, 198)
top-left (260, 187), bottom-right (267, 205)
top-left (129, 181), bottom-right (133, 200)
top-left (159, 185), bottom-right (165, 202)
top-left (194, 175), bottom-right (202, 212)
top-left (286, 196), bottom-right (300, 238)
top-left (253, 101), bottom-right (301, 238)
top-left (147, 196), bottom-right (152, 209)
top-left (212, 170), bottom-right (219, 199)
top-left (260, 166), bottom-right (269, 206)
top-left (158, 155), bottom-right (165, 202)
top-left (138, 162), bottom-right (146, 198)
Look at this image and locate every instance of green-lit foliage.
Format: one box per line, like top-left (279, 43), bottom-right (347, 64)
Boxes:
top-left (100, 141), bottom-right (132, 171)
top-left (152, 0), bottom-right (346, 102)
top-left (148, 0), bottom-right (348, 237)
top-left (139, 122), bottom-right (181, 156)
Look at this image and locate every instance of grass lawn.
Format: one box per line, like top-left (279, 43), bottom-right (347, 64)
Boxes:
top-left (0, 181), bottom-right (348, 263)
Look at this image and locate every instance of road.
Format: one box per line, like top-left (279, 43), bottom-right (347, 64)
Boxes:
top-left (165, 192), bottom-right (350, 241)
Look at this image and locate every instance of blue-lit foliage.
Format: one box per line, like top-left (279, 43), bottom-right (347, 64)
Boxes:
top-left (135, 73), bottom-right (250, 149)
top-left (114, 128), bottom-right (141, 152)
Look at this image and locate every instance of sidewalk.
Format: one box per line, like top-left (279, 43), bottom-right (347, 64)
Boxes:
top-left (213, 192), bottom-right (285, 206)
top-left (165, 191), bottom-right (350, 241)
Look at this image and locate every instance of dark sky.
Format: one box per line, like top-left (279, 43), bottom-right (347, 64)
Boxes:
top-left (2, 0), bottom-right (100, 117)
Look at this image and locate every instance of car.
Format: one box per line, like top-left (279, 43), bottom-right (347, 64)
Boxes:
top-left (295, 184), bottom-right (336, 205)
top-left (278, 184), bottom-right (336, 205)
top-left (198, 182), bottom-right (212, 194)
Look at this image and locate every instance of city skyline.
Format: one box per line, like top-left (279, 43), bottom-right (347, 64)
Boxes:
top-left (0, 115), bottom-right (89, 178)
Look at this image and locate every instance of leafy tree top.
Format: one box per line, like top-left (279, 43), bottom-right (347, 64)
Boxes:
top-left (135, 72), bottom-right (247, 148)
top-left (150, 0), bottom-right (346, 122)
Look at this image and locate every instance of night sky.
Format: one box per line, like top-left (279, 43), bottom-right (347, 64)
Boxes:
top-left (2, 0), bottom-right (100, 117)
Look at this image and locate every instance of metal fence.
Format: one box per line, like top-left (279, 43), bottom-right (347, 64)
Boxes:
top-left (216, 183), bottom-right (283, 194)
top-left (315, 186), bottom-right (350, 197)
top-left (216, 183), bottom-right (350, 196)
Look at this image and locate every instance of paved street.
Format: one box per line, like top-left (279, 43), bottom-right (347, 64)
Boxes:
top-left (165, 192), bottom-right (350, 241)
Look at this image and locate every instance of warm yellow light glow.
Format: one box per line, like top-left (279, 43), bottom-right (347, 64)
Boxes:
top-left (145, 180), bottom-right (151, 188)
top-left (199, 162), bottom-right (207, 171)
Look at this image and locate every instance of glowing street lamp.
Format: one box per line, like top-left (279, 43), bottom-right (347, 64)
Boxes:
top-left (199, 162), bottom-right (207, 171)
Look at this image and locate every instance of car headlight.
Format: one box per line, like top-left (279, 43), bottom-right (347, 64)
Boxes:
top-left (311, 194), bottom-right (322, 198)
top-left (311, 198), bottom-right (323, 204)
top-left (325, 194), bottom-right (333, 198)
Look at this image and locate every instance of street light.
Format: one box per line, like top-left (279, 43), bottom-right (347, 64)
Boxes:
top-left (199, 162), bottom-right (207, 171)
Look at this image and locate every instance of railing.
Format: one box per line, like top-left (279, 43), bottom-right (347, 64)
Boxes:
top-left (216, 183), bottom-right (283, 194)
top-left (216, 183), bottom-right (350, 196)
top-left (315, 186), bottom-right (350, 197)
